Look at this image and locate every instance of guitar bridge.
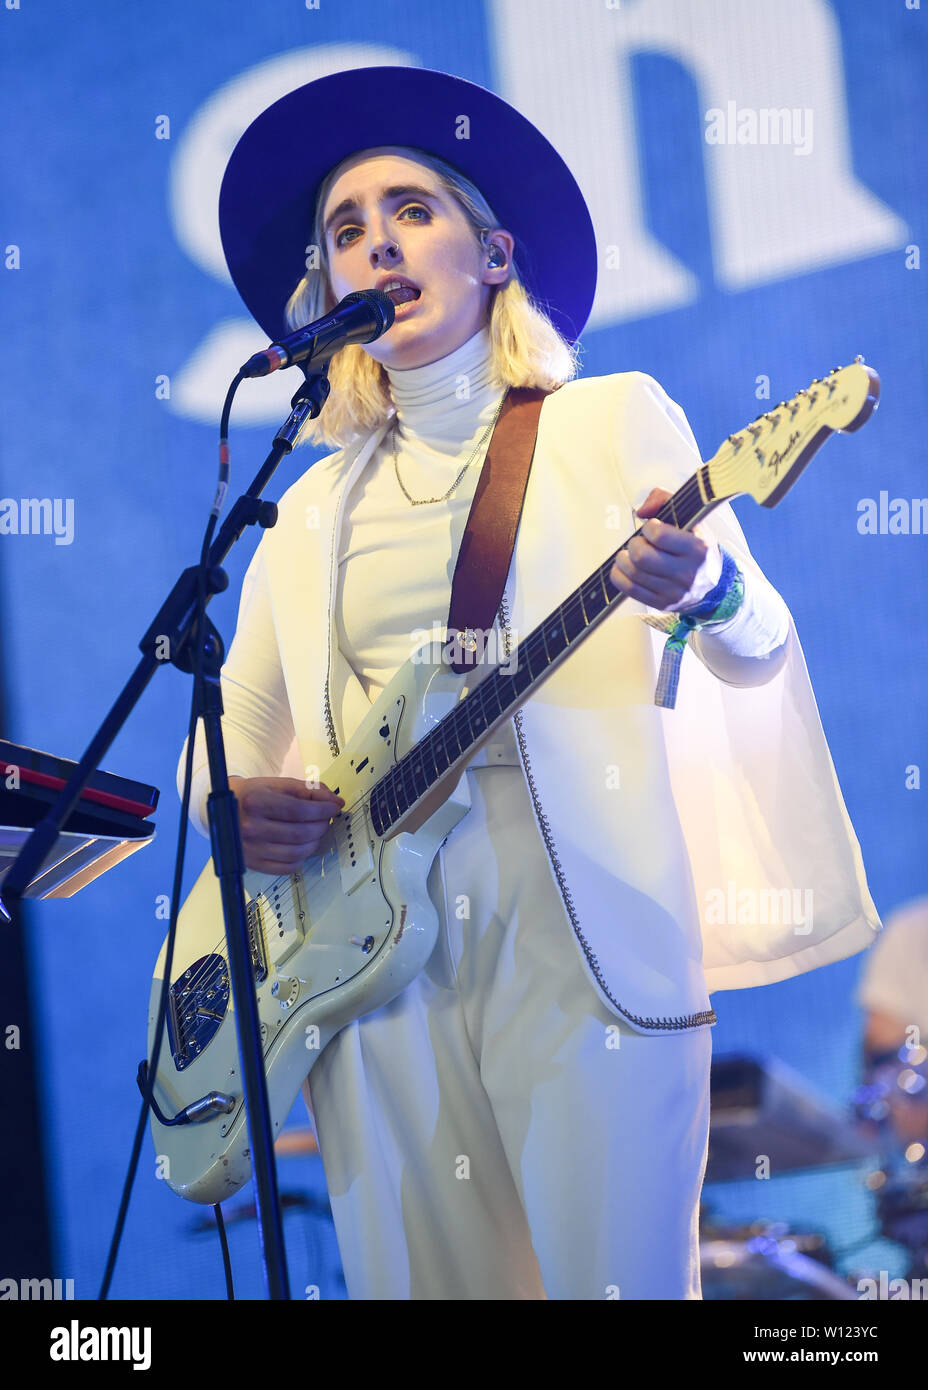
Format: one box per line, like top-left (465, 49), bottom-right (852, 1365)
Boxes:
top-left (167, 954), bottom-right (230, 1071)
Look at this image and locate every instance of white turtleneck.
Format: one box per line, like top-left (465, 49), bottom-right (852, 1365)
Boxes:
top-left (335, 326), bottom-right (505, 696)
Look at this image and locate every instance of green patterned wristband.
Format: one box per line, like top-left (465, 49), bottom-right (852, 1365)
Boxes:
top-left (651, 548), bottom-right (745, 708)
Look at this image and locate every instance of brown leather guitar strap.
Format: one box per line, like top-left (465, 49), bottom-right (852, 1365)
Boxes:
top-left (446, 385), bottom-right (552, 675)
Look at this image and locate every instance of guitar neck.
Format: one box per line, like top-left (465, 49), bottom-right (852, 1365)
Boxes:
top-left (369, 462), bottom-right (723, 836)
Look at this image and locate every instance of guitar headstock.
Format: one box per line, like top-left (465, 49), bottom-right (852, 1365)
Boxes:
top-left (705, 359), bottom-right (880, 509)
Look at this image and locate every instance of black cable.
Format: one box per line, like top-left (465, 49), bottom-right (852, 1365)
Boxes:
top-left (214, 1204), bottom-right (235, 1299)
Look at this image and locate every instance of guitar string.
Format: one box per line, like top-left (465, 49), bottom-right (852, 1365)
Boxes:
top-left (169, 474), bottom-right (716, 1019)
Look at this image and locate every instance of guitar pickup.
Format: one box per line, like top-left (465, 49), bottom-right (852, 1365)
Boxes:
top-left (255, 876), bottom-right (306, 970)
top-left (334, 803), bottom-right (375, 894)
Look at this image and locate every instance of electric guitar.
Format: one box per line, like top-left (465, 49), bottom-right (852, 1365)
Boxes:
top-left (147, 361), bottom-right (879, 1203)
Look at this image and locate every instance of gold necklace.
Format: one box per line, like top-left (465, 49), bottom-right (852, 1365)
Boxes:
top-left (392, 393), bottom-right (507, 506)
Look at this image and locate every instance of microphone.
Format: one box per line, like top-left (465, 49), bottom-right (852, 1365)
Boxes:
top-left (240, 288), bottom-right (396, 377)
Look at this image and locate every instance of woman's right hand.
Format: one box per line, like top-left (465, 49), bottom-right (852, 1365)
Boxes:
top-left (228, 776), bottom-right (345, 874)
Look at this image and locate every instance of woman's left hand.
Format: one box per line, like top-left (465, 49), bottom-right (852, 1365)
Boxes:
top-left (608, 486), bottom-right (721, 612)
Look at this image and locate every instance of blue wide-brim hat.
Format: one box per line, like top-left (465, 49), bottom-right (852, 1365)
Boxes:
top-left (218, 65), bottom-right (598, 346)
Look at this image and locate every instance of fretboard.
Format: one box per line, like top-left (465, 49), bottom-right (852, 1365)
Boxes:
top-left (369, 464), bottom-right (717, 836)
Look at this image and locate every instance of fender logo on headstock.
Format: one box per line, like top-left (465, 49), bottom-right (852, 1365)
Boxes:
top-left (763, 429), bottom-right (801, 478)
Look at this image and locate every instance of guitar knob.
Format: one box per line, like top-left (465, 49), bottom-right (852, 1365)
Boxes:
top-left (271, 975), bottom-right (300, 1010)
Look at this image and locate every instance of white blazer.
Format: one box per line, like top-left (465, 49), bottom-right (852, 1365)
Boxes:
top-left (180, 371), bottom-right (881, 1034)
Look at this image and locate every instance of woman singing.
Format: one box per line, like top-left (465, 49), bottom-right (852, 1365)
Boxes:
top-left (180, 65), bottom-right (880, 1299)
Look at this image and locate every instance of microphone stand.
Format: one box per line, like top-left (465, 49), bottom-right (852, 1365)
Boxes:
top-left (2, 364), bottom-right (331, 1301)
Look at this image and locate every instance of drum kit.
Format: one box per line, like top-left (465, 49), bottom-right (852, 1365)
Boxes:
top-left (698, 1048), bottom-right (928, 1298)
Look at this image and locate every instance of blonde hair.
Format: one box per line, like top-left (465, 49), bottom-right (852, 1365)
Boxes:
top-left (284, 145), bottom-right (582, 450)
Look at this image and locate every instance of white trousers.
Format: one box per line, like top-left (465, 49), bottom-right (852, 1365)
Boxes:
top-left (305, 763), bottom-right (712, 1300)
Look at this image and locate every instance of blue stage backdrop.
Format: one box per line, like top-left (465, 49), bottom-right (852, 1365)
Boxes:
top-left (1, 0), bottom-right (925, 1300)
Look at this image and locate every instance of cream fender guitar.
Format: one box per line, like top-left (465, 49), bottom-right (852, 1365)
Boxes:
top-left (147, 362), bottom-right (879, 1203)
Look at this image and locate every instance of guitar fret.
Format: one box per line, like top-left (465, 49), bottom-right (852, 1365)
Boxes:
top-left (394, 759), bottom-right (410, 812)
top-left (528, 632), bottom-right (548, 680)
top-left (508, 660), bottom-right (533, 698)
top-left (406, 750), bottom-right (426, 804)
top-left (582, 572), bottom-right (608, 621)
top-left (391, 769), bottom-right (408, 818)
top-left (487, 674), bottom-right (506, 720)
top-left (430, 723), bottom-right (450, 778)
top-left (563, 597), bottom-right (587, 642)
top-left (489, 672), bottom-right (511, 717)
top-left (578, 582), bottom-right (590, 626)
top-left (464, 692), bottom-right (485, 744)
top-left (474, 686), bottom-right (491, 732)
top-left (517, 636), bottom-right (537, 684)
top-left (548, 607), bottom-right (569, 656)
top-left (479, 675), bottom-right (503, 728)
top-left (448, 709), bottom-right (466, 760)
top-left (460, 691), bottom-right (482, 747)
top-left (422, 729), bottom-right (442, 784)
top-left (431, 729), bottom-right (449, 780)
